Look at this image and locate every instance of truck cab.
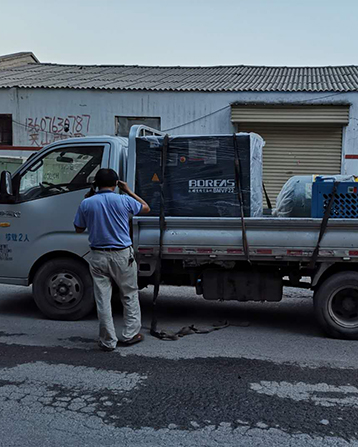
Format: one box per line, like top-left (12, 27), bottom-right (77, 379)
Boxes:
top-left (0, 126), bottom-right (162, 320)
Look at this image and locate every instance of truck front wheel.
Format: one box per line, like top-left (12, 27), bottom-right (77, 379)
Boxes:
top-left (314, 271), bottom-right (358, 339)
top-left (33, 258), bottom-right (95, 320)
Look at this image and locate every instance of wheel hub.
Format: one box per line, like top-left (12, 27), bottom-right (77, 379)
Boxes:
top-left (329, 287), bottom-right (358, 328)
top-left (49, 273), bottom-right (81, 306)
top-left (342, 297), bottom-right (355, 312)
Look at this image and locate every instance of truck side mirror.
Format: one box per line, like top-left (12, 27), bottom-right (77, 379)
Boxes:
top-left (0, 171), bottom-right (14, 199)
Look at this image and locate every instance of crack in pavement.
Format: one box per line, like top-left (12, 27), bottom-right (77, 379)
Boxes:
top-left (0, 331), bottom-right (26, 337)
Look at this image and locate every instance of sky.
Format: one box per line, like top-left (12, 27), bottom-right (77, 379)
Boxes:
top-left (1, 0), bottom-right (358, 67)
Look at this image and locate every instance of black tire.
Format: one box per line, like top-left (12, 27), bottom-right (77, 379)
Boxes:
top-left (33, 258), bottom-right (94, 320)
top-left (314, 271), bottom-right (358, 339)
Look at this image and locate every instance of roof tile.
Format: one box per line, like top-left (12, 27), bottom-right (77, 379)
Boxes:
top-left (0, 63), bottom-right (357, 92)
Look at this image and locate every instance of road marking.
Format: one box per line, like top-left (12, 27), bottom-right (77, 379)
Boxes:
top-left (250, 381), bottom-right (358, 408)
top-left (0, 361), bottom-right (146, 393)
top-left (0, 361), bottom-right (147, 423)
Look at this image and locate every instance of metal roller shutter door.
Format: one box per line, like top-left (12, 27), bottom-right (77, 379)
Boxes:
top-left (238, 123), bottom-right (343, 206)
top-left (232, 105), bottom-right (350, 124)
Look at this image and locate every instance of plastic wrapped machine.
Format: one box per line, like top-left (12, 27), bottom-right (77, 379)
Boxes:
top-left (135, 133), bottom-right (264, 217)
top-left (273, 175), bottom-right (357, 217)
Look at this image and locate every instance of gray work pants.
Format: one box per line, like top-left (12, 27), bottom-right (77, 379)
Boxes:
top-left (88, 247), bottom-right (141, 349)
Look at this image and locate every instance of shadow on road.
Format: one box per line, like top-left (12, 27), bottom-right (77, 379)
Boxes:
top-left (0, 284), bottom-right (321, 338)
top-left (136, 287), bottom-right (321, 338)
top-left (0, 287), bottom-right (41, 319)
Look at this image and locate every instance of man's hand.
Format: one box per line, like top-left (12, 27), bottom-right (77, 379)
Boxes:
top-left (118, 180), bottom-right (131, 194)
top-left (84, 187), bottom-right (96, 198)
top-left (74, 225), bottom-right (86, 234)
top-left (118, 180), bottom-right (150, 214)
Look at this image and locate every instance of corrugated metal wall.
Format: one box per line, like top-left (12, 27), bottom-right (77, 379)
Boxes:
top-left (1, 88), bottom-right (357, 178)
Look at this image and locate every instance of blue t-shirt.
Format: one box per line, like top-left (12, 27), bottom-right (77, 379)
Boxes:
top-left (74, 191), bottom-right (142, 248)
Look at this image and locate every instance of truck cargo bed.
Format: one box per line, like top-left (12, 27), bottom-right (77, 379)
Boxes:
top-left (133, 216), bottom-right (358, 264)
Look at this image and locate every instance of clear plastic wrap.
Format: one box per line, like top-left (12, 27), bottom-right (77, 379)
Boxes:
top-left (135, 133), bottom-right (264, 217)
top-left (249, 133), bottom-right (264, 217)
top-left (273, 174), bottom-right (358, 217)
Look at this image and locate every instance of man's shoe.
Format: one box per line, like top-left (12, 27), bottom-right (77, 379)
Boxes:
top-left (117, 333), bottom-right (144, 347)
top-left (98, 341), bottom-right (116, 352)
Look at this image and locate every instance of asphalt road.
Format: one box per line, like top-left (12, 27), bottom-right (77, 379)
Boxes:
top-left (0, 284), bottom-right (358, 446)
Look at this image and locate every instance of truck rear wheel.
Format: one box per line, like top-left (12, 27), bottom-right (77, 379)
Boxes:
top-left (314, 271), bottom-right (358, 339)
top-left (33, 258), bottom-right (94, 320)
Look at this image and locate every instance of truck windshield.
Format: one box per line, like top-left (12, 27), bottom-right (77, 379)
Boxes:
top-left (17, 145), bottom-right (104, 202)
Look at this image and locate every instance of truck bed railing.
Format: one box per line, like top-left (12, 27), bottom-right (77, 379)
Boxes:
top-left (133, 216), bottom-right (358, 264)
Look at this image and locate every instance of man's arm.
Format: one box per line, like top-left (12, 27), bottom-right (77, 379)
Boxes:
top-left (74, 204), bottom-right (87, 232)
top-left (118, 181), bottom-right (151, 214)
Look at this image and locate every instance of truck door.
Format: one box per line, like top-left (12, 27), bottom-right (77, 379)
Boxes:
top-left (0, 142), bottom-right (110, 282)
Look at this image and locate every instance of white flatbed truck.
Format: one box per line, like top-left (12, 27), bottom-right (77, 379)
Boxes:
top-left (0, 126), bottom-right (357, 339)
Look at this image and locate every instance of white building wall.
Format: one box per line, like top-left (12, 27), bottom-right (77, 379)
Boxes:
top-left (0, 87), bottom-right (358, 173)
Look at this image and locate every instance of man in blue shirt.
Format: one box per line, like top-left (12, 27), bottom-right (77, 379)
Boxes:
top-left (74, 168), bottom-right (150, 351)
